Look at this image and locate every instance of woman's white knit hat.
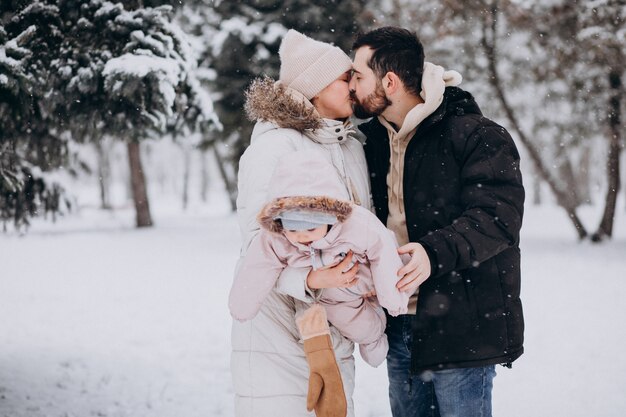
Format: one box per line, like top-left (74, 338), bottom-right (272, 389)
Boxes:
top-left (279, 29), bottom-right (352, 100)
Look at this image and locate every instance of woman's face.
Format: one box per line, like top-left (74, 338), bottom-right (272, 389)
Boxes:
top-left (311, 71), bottom-right (354, 120)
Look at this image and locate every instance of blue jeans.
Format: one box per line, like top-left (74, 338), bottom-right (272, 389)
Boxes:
top-left (386, 315), bottom-right (496, 417)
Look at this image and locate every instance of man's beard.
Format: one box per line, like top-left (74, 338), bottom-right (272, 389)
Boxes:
top-left (350, 81), bottom-right (391, 119)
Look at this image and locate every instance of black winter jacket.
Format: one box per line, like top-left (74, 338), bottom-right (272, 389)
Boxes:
top-left (360, 87), bottom-right (525, 373)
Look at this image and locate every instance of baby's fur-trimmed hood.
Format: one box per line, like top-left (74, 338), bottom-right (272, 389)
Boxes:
top-left (244, 76), bottom-right (323, 131)
top-left (257, 195), bottom-right (352, 234)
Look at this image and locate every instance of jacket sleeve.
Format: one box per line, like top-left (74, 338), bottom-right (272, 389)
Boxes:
top-left (275, 266), bottom-right (318, 302)
top-left (417, 124), bottom-right (525, 278)
top-left (229, 232), bottom-right (286, 321)
top-left (366, 213), bottom-right (409, 316)
top-left (236, 129), bottom-right (313, 302)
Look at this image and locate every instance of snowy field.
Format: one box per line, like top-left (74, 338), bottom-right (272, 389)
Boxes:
top-left (1, 199), bottom-right (625, 417)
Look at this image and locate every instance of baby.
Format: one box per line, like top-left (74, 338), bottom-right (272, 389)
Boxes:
top-left (229, 151), bottom-right (409, 367)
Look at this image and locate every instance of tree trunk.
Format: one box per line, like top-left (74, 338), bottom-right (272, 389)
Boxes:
top-left (95, 138), bottom-right (112, 210)
top-left (481, 6), bottom-right (588, 239)
top-left (556, 143), bottom-right (581, 207)
top-left (127, 140), bottom-right (153, 227)
top-left (578, 143), bottom-right (592, 205)
top-left (182, 143), bottom-right (191, 210)
top-left (200, 149), bottom-right (209, 202)
top-left (591, 70), bottom-right (622, 242)
top-left (532, 170), bottom-right (541, 205)
top-left (212, 145), bottom-right (237, 212)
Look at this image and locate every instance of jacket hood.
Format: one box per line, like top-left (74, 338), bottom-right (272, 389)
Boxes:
top-left (359, 86), bottom-right (482, 139)
top-left (257, 151), bottom-right (353, 233)
top-left (377, 62), bottom-right (462, 140)
top-left (431, 86), bottom-right (482, 124)
top-left (244, 76), bottom-right (323, 132)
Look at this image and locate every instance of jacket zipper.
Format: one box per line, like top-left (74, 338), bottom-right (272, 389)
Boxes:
top-left (309, 245), bottom-right (317, 270)
top-left (309, 245), bottom-right (325, 270)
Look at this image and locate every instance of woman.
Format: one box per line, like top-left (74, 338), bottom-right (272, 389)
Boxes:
top-left (232, 29), bottom-right (371, 417)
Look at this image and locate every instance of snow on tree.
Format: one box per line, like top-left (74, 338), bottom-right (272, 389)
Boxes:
top-left (1, 0), bottom-right (221, 228)
top-left (0, 8), bottom-right (70, 229)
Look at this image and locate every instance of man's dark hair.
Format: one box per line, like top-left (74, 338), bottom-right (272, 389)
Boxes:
top-left (352, 27), bottom-right (424, 96)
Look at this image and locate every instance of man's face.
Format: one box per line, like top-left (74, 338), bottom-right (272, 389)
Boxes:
top-left (349, 47), bottom-right (391, 119)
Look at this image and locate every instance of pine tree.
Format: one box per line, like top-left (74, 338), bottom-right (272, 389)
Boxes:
top-left (1, 0), bottom-right (220, 228)
top-left (0, 4), bottom-right (69, 229)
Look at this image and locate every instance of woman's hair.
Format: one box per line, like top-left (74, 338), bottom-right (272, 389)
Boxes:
top-left (352, 27), bottom-right (425, 96)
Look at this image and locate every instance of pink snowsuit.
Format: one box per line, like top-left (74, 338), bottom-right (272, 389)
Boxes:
top-left (229, 151), bottom-right (409, 367)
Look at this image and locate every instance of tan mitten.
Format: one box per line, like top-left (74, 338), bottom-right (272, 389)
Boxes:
top-left (296, 304), bottom-right (347, 417)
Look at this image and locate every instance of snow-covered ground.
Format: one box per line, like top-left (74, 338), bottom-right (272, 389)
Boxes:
top-left (1, 200), bottom-right (625, 417)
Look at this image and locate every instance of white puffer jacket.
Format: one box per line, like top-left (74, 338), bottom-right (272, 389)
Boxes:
top-left (231, 78), bottom-right (372, 417)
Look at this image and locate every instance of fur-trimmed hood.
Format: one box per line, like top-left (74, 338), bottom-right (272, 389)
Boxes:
top-left (245, 76), bottom-right (323, 131)
top-left (258, 195), bottom-right (353, 234)
top-left (245, 76), bottom-right (360, 152)
top-left (257, 151), bottom-right (353, 234)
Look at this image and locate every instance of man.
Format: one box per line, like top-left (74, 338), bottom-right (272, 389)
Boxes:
top-left (349, 27), bottom-right (525, 417)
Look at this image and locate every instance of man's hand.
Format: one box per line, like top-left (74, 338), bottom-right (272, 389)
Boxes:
top-left (306, 250), bottom-right (359, 289)
top-left (396, 243), bottom-right (431, 294)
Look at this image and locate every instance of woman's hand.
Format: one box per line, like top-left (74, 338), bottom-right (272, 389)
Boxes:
top-left (306, 250), bottom-right (359, 289)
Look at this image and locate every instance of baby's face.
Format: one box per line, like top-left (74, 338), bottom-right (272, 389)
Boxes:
top-left (283, 225), bottom-right (329, 246)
